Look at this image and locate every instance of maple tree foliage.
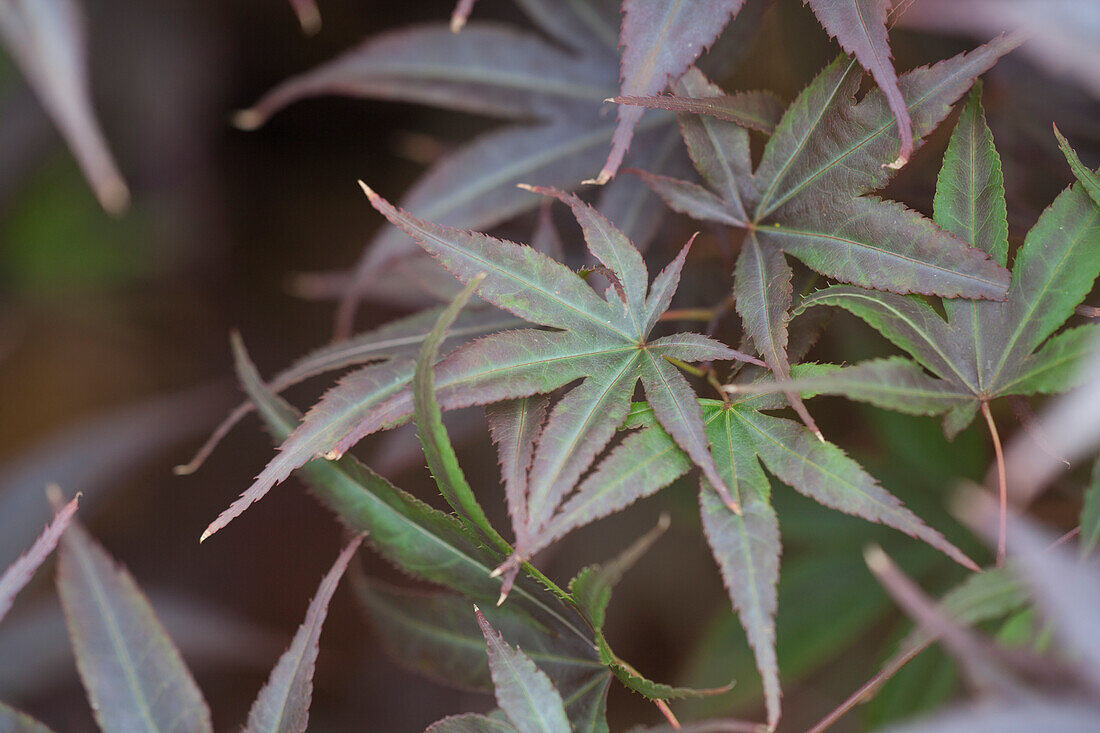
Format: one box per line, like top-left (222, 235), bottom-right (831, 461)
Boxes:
top-left (199, 182), bottom-right (762, 542)
top-left (620, 36), bottom-right (1018, 435)
top-left (18, 2), bottom-right (1090, 731)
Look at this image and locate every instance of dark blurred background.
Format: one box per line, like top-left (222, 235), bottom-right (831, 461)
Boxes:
top-left (1, 1), bottom-right (1098, 730)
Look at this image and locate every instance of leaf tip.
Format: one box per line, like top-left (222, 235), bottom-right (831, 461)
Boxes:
top-left (231, 109), bottom-right (265, 132)
top-left (863, 543), bottom-right (890, 574)
top-left (449, 14), bottom-right (466, 33)
top-left (98, 178), bottom-right (131, 217)
top-left (293, 1), bottom-right (322, 35)
top-left (357, 180), bottom-right (377, 200)
top-left (883, 153), bottom-right (909, 171)
top-left (584, 169), bottom-right (612, 186)
top-left (172, 462), bottom-right (196, 476)
top-left (199, 527), bottom-right (214, 544)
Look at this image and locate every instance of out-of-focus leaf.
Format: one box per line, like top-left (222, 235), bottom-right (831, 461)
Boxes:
top-left (231, 336), bottom-right (592, 645)
top-left (244, 535), bottom-right (363, 733)
top-left (0, 384), bottom-right (225, 570)
top-left (0, 702), bottom-right (53, 733)
top-left (475, 607), bottom-right (570, 733)
top-left (236, 6), bottom-right (690, 335)
top-left (1081, 456), bottom-right (1100, 556)
top-left (865, 547), bottom-right (1021, 694)
top-left (863, 645), bottom-right (957, 729)
top-left (57, 522), bottom-right (212, 733)
top-left (235, 25), bottom-right (616, 128)
top-left (450, 0), bottom-right (477, 33)
top-left (896, 567), bottom-right (1028, 655)
top-left (0, 494), bottom-right (77, 623)
top-left (990, 512), bottom-right (1100, 688)
top-left (879, 701), bottom-right (1100, 733)
top-left (287, 0), bottom-right (320, 35)
top-left (0, 0), bottom-right (128, 214)
top-left (899, 0), bottom-right (1100, 98)
top-left (0, 590), bottom-right (283, 699)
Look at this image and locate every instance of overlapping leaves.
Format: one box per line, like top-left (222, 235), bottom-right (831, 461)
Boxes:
top-left (235, 340), bottom-right (707, 729)
top-left (628, 39), bottom-right (1019, 432)
top-left (752, 87), bottom-right (1100, 439)
top-left (457, 0), bottom-right (927, 182)
top-left (200, 183), bottom-right (760, 545)
top-left (867, 502), bottom-right (1100, 733)
top-left (238, 0), bottom-right (691, 335)
top-left (547, 389), bottom-right (976, 729)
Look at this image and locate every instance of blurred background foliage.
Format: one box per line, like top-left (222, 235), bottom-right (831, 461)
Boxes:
top-left (0, 0), bottom-right (1098, 730)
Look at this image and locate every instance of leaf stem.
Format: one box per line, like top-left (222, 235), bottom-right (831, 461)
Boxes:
top-left (805, 640), bottom-right (929, 733)
top-left (980, 401), bottom-right (1008, 568)
top-left (660, 308), bottom-right (716, 322)
top-left (663, 355), bottom-right (707, 378)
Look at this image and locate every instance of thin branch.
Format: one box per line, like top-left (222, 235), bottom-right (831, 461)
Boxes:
top-left (806, 639), bottom-right (928, 733)
top-left (1047, 525), bottom-right (1080, 551)
top-left (981, 401), bottom-right (1008, 567)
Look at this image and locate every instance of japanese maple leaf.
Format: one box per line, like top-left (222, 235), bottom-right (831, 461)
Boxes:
top-left (510, 386), bottom-right (977, 729)
top-left (737, 87), bottom-right (1100, 562)
top-left (199, 185), bottom-right (761, 541)
top-left (624, 39), bottom-right (1019, 433)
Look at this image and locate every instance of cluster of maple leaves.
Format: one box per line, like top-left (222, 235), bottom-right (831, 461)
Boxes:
top-left (175, 2), bottom-right (1100, 730)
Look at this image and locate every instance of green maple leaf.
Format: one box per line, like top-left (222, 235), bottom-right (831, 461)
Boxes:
top-left (750, 86), bottom-right (1100, 438)
top-left (624, 38), bottom-right (1021, 433)
top-left (201, 184), bottom-right (761, 542)
top-left (524, 382), bottom-right (977, 729)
